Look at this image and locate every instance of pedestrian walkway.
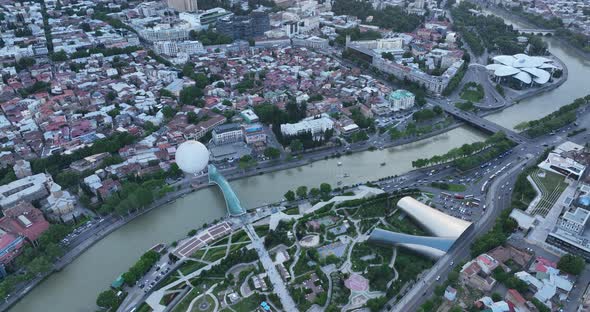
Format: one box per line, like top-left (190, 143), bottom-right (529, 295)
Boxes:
top-left (244, 224), bottom-right (298, 311)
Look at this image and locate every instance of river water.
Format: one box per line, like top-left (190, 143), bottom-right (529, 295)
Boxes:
top-left (484, 9), bottom-right (590, 129)
top-left (11, 12), bottom-right (590, 312)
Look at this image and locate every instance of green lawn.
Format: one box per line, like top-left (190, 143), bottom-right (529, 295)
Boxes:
top-left (460, 83), bottom-right (484, 102)
top-left (254, 225), bottom-right (269, 237)
top-left (231, 230), bottom-right (250, 243)
top-left (455, 101), bottom-right (476, 111)
top-left (350, 242), bottom-right (392, 272)
top-left (384, 211), bottom-right (427, 236)
top-left (191, 249), bottom-right (207, 260)
top-left (211, 236), bottom-right (229, 247)
top-left (190, 294), bottom-right (215, 312)
top-left (284, 207), bottom-right (300, 215)
top-left (202, 247), bottom-right (227, 262)
top-left (222, 293), bottom-right (264, 312)
top-left (228, 242), bottom-right (248, 253)
top-left (172, 288), bottom-right (201, 312)
top-left (388, 249), bottom-right (434, 299)
top-left (179, 260), bottom-right (207, 275)
top-left (530, 169), bottom-right (568, 217)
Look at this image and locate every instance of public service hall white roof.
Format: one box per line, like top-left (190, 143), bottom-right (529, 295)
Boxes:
top-left (485, 53), bottom-right (555, 85)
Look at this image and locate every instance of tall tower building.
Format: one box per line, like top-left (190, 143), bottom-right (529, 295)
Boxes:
top-left (167, 0), bottom-right (198, 12)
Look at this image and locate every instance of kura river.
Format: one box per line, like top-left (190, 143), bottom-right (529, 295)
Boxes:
top-left (11, 11), bottom-right (590, 312)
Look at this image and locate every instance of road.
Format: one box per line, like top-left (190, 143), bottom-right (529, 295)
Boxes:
top-left (389, 113), bottom-right (590, 311)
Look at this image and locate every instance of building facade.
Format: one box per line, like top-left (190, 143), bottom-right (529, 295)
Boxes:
top-left (167, 0), bottom-right (198, 12)
top-left (154, 40), bottom-right (205, 56)
top-left (280, 115), bottom-right (334, 138)
top-left (212, 124), bottom-right (244, 145)
top-left (217, 11), bottom-right (270, 40)
top-left (387, 89), bottom-right (415, 111)
top-left (243, 123), bottom-right (267, 144)
top-left (292, 35), bottom-right (329, 50)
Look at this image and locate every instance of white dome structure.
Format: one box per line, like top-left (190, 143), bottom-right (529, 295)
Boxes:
top-left (486, 54), bottom-right (556, 85)
top-left (175, 140), bottom-right (209, 174)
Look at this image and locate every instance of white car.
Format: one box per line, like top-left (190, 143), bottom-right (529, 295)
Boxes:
top-left (436, 276), bottom-right (441, 281)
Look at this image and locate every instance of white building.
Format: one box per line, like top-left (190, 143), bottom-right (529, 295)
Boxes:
top-left (138, 25), bottom-right (190, 42)
top-left (154, 40), bottom-right (205, 56)
top-left (280, 115), bottom-right (334, 138)
top-left (292, 35), bottom-right (329, 50)
top-left (0, 173), bottom-right (51, 208)
top-left (538, 142), bottom-right (586, 180)
top-left (13, 160), bottom-right (32, 179)
top-left (387, 89), bottom-right (415, 111)
top-left (212, 124), bottom-right (244, 145)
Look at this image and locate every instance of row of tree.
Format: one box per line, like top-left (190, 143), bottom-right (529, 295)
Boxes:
top-left (412, 132), bottom-right (511, 169)
top-left (284, 182), bottom-right (333, 201)
top-left (412, 106), bottom-right (443, 122)
top-left (121, 250), bottom-right (160, 286)
top-left (0, 224), bottom-right (72, 299)
top-left (97, 165), bottom-right (181, 215)
top-left (515, 95), bottom-right (590, 137)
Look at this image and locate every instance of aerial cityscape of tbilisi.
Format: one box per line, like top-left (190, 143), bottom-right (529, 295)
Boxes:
top-left (0, 0), bottom-right (589, 311)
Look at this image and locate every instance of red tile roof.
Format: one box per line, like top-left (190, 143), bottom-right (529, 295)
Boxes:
top-left (0, 202), bottom-right (50, 243)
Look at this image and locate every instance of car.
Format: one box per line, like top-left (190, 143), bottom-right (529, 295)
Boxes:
top-left (139, 284), bottom-right (145, 289)
top-left (450, 261), bottom-right (454, 266)
top-left (436, 276), bottom-right (441, 281)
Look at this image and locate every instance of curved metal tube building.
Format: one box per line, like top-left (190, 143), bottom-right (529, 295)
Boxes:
top-left (368, 196), bottom-right (473, 259)
top-left (397, 196), bottom-right (472, 237)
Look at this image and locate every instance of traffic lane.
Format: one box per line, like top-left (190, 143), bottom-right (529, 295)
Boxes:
top-left (400, 158), bottom-right (529, 311)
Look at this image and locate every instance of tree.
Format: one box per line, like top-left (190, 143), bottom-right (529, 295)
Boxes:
top-left (264, 147), bottom-right (280, 159)
top-left (296, 186), bottom-right (308, 199)
top-left (309, 188), bottom-right (320, 198)
top-left (320, 183), bottom-right (332, 194)
top-left (80, 22), bottom-right (91, 32)
top-left (179, 85), bottom-right (204, 106)
top-left (50, 50), bottom-right (68, 62)
top-left (557, 254), bottom-right (585, 275)
top-left (187, 111), bottom-right (200, 124)
top-left (26, 256), bottom-right (52, 275)
top-left (491, 292), bottom-right (502, 302)
top-left (290, 139), bottom-right (303, 152)
top-left (96, 289), bottom-right (119, 309)
top-left (161, 106), bottom-right (176, 119)
top-left (238, 155), bottom-right (256, 170)
top-left (284, 190), bottom-right (295, 201)
top-left (366, 296), bottom-right (388, 312)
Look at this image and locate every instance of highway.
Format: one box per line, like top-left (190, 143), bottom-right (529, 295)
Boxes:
top-left (388, 112), bottom-right (590, 311)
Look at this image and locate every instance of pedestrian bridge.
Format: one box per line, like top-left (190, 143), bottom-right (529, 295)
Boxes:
top-left (208, 165), bottom-right (246, 216)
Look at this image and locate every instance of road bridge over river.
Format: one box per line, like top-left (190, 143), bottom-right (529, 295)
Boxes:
top-left (513, 27), bottom-right (555, 35)
top-left (438, 102), bottom-right (529, 144)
